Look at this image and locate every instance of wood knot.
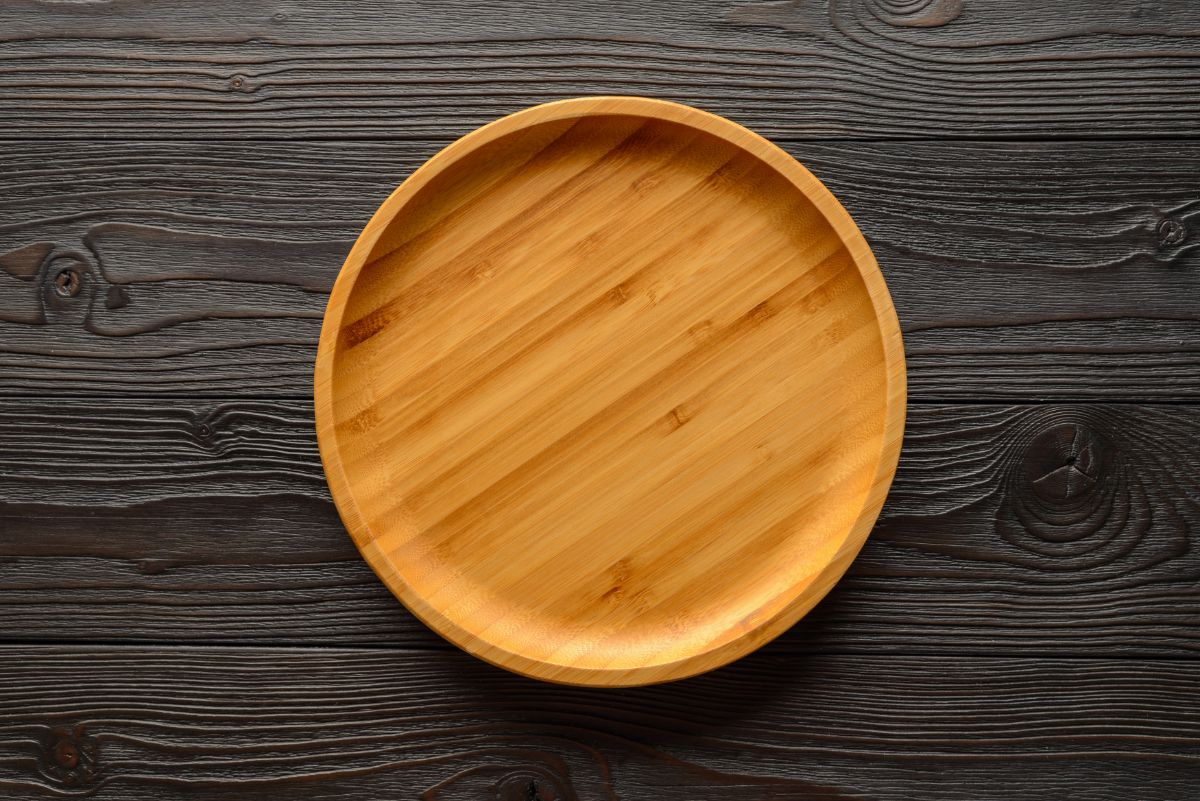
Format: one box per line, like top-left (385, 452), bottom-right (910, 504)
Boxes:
top-left (1157, 218), bottom-right (1187, 247)
top-left (866, 0), bottom-right (963, 27)
top-left (41, 253), bottom-right (96, 317)
top-left (496, 774), bottom-right (562, 801)
top-left (193, 409), bottom-right (223, 448)
top-left (40, 725), bottom-right (98, 788)
top-left (423, 765), bottom-right (570, 801)
top-left (51, 264), bottom-right (82, 298)
top-left (53, 739), bottom-right (78, 769)
top-left (1026, 422), bottom-right (1100, 505)
top-left (992, 410), bottom-right (1157, 569)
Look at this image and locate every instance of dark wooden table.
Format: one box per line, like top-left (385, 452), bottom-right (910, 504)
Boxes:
top-left (2, 1), bottom-right (1198, 798)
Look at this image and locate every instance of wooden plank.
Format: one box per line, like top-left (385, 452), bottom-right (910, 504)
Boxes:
top-left (1, 0), bottom-right (1199, 139)
top-left (1, 140), bottom-right (1198, 400)
top-left (0, 646), bottom-right (1195, 800)
top-left (2, 398), bottom-right (1197, 656)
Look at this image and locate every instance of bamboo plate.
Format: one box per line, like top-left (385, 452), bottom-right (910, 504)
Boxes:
top-left (314, 97), bottom-right (905, 686)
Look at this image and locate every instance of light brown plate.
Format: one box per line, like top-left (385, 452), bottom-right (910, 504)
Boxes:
top-left (314, 97), bottom-right (905, 686)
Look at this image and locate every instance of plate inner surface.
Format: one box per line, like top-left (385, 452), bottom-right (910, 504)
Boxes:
top-left (322, 108), bottom-right (895, 682)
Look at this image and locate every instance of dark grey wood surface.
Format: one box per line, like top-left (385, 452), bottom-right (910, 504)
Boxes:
top-left (2, 0), bottom-right (1200, 139)
top-left (1, 648), bottom-right (1197, 801)
top-left (2, 400), bottom-right (1198, 658)
top-left (2, 140), bottom-right (1199, 400)
top-left (1, 1), bottom-right (1198, 799)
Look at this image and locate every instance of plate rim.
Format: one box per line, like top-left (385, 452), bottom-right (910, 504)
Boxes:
top-left (314, 96), bottom-right (907, 686)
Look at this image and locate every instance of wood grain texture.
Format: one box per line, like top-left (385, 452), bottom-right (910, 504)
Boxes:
top-left (0, 646), bottom-right (1195, 800)
top-left (1, 139), bottom-right (1198, 399)
top-left (313, 97), bottom-right (905, 685)
top-left (2, 399), bottom-right (1197, 656)
top-left (1, 0), bottom-right (1199, 139)
top-left (0, 0), bottom-right (1194, 794)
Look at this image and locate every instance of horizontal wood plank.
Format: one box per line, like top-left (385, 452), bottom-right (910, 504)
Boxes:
top-left (1, 398), bottom-right (1197, 656)
top-left (1, 0), bottom-right (1199, 139)
top-left (1, 140), bottom-right (1198, 400)
top-left (0, 646), bottom-right (1195, 800)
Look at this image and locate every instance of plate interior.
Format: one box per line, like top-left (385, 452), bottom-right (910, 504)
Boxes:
top-left (323, 109), bottom-right (894, 680)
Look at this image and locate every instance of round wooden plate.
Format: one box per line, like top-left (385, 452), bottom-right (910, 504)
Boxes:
top-left (314, 97), bottom-right (905, 686)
